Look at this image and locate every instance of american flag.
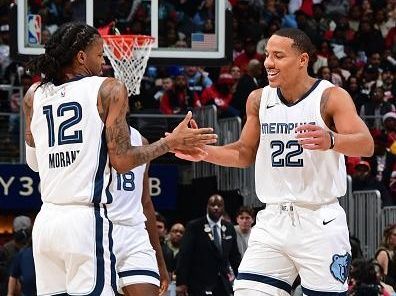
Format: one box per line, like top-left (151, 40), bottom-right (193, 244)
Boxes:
top-left (191, 33), bottom-right (217, 50)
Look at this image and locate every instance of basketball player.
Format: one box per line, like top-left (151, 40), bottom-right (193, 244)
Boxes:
top-left (23, 22), bottom-right (216, 295)
top-left (173, 28), bottom-right (374, 295)
top-left (107, 126), bottom-right (169, 296)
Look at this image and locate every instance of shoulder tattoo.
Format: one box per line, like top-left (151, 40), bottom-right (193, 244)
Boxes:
top-left (320, 88), bottom-right (334, 129)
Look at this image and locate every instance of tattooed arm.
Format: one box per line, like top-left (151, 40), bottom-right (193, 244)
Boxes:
top-left (296, 86), bottom-right (374, 157)
top-left (100, 78), bottom-right (217, 173)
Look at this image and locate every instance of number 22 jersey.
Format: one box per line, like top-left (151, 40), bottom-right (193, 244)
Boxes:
top-left (255, 79), bottom-right (346, 205)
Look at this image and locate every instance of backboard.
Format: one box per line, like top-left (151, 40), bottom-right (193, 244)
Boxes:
top-left (11, 0), bottom-right (232, 66)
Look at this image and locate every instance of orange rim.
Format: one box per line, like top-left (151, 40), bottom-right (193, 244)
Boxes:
top-left (101, 34), bottom-right (155, 46)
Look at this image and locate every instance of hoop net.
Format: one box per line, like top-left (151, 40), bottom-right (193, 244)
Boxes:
top-left (102, 35), bottom-right (155, 96)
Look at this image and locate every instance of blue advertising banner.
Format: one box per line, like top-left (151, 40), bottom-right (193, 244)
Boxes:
top-left (0, 164), bottom-right (178, 211)
top-left (149, 164), bottom-right (178, 210)
top-left (0, 165), bottom-right (41, 210)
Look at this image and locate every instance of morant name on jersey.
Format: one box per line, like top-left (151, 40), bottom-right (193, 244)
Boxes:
top-left (49, 150), bottom-right (80, 168)
top-left (261, 121), bottom-right (316, 135)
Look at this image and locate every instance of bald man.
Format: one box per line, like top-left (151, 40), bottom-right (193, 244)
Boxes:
top-left (176, 194), bottom-right (241, 296)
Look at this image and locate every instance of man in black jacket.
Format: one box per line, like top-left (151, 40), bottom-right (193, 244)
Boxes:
top-left (231, 59), bottom-right (263, 120)
top-left (176, 194), bottom-right (241, 296)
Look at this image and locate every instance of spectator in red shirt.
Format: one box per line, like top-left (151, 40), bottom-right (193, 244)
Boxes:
top-left (160, 75), bottom-right (201, 114)
top-left (200, 73), bottom-right (239, 117)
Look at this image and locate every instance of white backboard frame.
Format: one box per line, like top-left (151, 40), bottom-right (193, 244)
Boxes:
top-left (16, 0), bottom-right (228, 61)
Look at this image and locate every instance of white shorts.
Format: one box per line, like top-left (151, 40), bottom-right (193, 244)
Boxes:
top-left (234, 201), bottom-right (351, 296)
top-left (113, 222), bottom-right (160, 293)
top-left (32, 203), bottom-right (117, 296)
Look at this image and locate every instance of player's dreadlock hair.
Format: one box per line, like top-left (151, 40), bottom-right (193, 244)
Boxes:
top-left (273, 28), bottom-right (315, 59)
top-left (27, 22), bottom-right (100, 85)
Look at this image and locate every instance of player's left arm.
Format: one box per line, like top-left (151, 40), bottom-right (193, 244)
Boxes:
top-left (141, 137), bottom-right (170, 296)
top-left (296, 86), bottom-right (374, 157)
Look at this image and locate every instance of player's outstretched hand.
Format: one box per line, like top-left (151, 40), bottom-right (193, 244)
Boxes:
top-left (295, 124), bottom-right (333, 150)
top-left (158, 264), bottom-right (169, 296)
top-left (165, 116), bottom-right (209, 161)
top-left (174, 147), bottom-right (208, 162)
top-left (166, 111), bottom-right (217, 151)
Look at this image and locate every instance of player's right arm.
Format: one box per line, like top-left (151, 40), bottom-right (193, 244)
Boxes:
top-left (176, 89), bottom-right (262, 168)
top-left (99, 78), bottom-right (217, 173)
top-left (23, 83), bottom-right (40, 172)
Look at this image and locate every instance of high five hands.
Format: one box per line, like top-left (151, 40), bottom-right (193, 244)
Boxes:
top-left (166, 113), bottom-right (212, 161)
top-left (165, 111), bottom-right (217, 154)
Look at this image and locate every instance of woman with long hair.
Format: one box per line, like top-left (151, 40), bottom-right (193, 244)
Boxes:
top-left (376, 224), bottom-right (396, 288)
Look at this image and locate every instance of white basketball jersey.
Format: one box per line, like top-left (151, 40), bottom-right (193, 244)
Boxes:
top-left (31, 76), bottom-right (111, 205)
top-left (255, 79), bottom-right (346, 205)
top-left (106, 127), bottom-right (146, 225)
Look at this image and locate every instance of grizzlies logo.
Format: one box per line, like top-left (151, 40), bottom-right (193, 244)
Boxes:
top-left (330, 253), bottom-right (351, 283)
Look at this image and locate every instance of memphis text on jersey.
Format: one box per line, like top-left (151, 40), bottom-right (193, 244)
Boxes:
top-left (261, 121), bottom-right (316, 134)
top-left (49, 150), bottom-right (80, 168)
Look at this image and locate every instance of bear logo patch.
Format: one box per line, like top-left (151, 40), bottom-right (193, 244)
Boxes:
top-left (330, 253), bottom-right (351, 283)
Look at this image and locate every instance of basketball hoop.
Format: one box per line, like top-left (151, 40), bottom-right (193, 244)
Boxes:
top-left (101, 35), bottom-right (155, 96)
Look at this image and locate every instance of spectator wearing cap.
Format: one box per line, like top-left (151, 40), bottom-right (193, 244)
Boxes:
top-left (160, 74), bottom-right (201, 115)
top-left (360, 64), bottom-right (381, 96)
top-left (383, 112), bottom-right (396, 148)
top-left (352, 160), bottom-right (393, 206)
top-left (184, 66), bottom-right (213, 97)
top-left (360, 85), bottom-right (395, 130)
top-left (0, 216), bottom-right (32, 295)
top-left (233, 37), bottom-right (263, 74)
top-left (200, 73), bottom-right (239, 118)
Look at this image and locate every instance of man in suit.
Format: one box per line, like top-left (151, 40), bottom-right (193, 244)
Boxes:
top-left (176, 194), bottom-right (241, 296)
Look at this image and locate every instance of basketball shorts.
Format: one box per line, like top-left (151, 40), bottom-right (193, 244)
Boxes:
top-left (234, 201), bottom-right (351, 296)
top-left (32, 203), bottom-right (117, 296)
top-left (113, 222), bottom-right (160, 293)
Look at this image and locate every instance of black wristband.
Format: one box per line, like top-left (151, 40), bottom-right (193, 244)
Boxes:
top-left (328, 131), bottom-right (335, 149)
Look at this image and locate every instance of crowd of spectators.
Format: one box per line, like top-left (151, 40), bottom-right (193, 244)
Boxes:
top-left (5, 0), bottom-right (395, 201)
